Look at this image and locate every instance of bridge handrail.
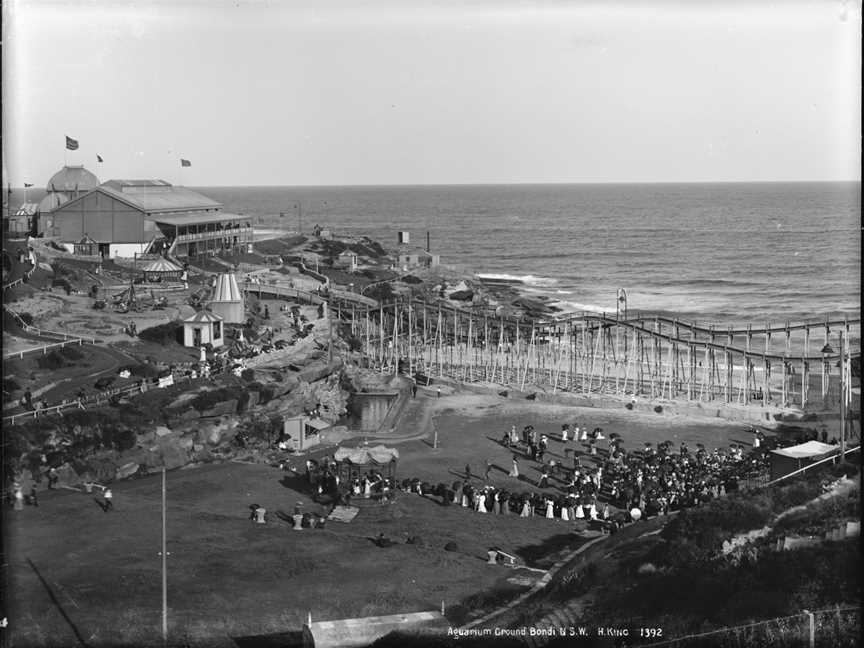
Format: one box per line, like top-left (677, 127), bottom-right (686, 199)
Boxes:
top-left (242, 281), bottom-right (379, 309)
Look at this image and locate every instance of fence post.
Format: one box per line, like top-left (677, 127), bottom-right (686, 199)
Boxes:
top-left (803, 610), bottom-right (815, 648)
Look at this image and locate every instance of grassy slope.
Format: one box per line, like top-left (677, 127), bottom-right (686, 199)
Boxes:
top-left (5, 461), bottom-right (591, 648)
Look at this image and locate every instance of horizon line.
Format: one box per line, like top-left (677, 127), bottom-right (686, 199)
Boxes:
top-left (5, 179), bottom-right (861, 191)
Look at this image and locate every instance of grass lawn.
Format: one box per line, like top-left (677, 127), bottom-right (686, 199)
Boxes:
top-left (5, 460), bottom-right (589, 648)
top-left (5, 390), bottom-right (759, 648)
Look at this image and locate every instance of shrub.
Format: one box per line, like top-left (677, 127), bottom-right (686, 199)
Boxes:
top-left (18, 312), bottom-right (34, 326)
top-left (59, 345), bottom-right (85, 361)
top-left (112, 428), bottom-right (138, 452)
top-left (659, 495), bottom-right (773, 567)
top-left (365, 282), bottom-right (395, 302)
top-left (138, 321), bottom-right (182, 345)
top-left (36, 351), bottom-right (68, 370)
top-left (625, 402), bottom-right (634, 410)
top-left (653, 405), bottom-right (663, 413)
top-left (3, 377), bottom-right (21, 393)
top-left (241, 369), bottom-right (256, 382)
top-left (191, 387), bottom-right (236, 411)
top-left (119, 363), bottom-right (160, 378)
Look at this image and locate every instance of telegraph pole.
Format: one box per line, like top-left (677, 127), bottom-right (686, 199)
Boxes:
top-left (839, 331), bottom-right (846, 464)
top-left (162, 467), bottom-right (168, 647)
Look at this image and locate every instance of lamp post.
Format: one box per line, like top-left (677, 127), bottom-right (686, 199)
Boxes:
top-left (616, 288), bottom-right (628, 320)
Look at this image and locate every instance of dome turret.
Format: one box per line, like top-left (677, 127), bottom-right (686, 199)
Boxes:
top-left (45, 165), bottom-right (100, 193)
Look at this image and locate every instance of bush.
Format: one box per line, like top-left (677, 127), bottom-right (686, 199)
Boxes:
top-left (36, 351), bottom-right (68, 370)
top-left (59, 345), bottom-right (85, 361)
top-left (119, 363), bottom-right (160, 378)
top-left (18, 312), bottom-right (34, 326)
top-left (659, 495), bottom-right (772, 567)
top-left (653, 405), bottom-right (663, 413)
top-left (191, 387), bottom-right (236, 412)
top-left (365, 282), bottom-right (395, 302)
top-left (241, 369), bottom-right (256, 382)
top-left (138, 321), bottom-right (182, 345)
top-left (3, 377), bottom-right (21, 393)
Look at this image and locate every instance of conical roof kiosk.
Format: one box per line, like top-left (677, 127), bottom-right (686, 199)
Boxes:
top-left (208, 273), bottom-right (245, 324)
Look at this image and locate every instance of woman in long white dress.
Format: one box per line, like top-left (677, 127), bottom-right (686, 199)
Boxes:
top-left (478, 491), bottom-right (488, 513)
top-left (509, 457), bottom-right (519, 478)
top-left (561, 425), bottom-right (569, 442)
top-left (560, 502), bottom-right (569, 521)
top-left (520, 498), bottom-right (531, 517)
top-left (575, 503), bottom-right (585, 519)
top-left (545, 498), bottom-right (554, 519)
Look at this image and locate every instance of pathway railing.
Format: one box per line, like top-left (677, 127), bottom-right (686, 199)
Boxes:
top-left (3, 307), bottom-right (98, 359)
top-left (2, 259), bottom-right (37, 291)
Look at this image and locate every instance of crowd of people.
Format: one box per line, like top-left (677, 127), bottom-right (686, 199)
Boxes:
top-left (377, 421), bottom-right (773, 529)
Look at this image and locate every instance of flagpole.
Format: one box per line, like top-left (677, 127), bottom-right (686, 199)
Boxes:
top-left (162, 466), bottom-right (167, 647)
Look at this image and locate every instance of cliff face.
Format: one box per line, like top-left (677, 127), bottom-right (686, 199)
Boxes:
top-left (6, 321), bottom-right (397, 489)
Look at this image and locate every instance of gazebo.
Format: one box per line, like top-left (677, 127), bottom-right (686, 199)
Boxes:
top-left (333, 445), bottom-right (399, 491)
top-left (182, 309), bottom-right (224, 348)
top-left (142, 258), bottom-right (183, 282)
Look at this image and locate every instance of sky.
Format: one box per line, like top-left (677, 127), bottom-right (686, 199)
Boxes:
top-left (2, 0), bottom-right (861, 187)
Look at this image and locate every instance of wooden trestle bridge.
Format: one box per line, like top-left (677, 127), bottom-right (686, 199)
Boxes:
top-left (329, 299), bottom-right (859, 410)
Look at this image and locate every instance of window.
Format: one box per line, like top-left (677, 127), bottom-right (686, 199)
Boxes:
top-left (212, 320), bottom-right (222, 339)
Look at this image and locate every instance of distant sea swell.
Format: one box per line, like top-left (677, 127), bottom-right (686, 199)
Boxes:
top-left (14, 182), bottom-right (856, 328)
top-left (195, 182), bottom-right (859, 329)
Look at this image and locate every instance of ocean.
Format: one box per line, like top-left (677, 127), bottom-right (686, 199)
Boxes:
top-left (195, 182), bottom-right (860, 328)
top-left (10, 182), bottom-right (860, 328)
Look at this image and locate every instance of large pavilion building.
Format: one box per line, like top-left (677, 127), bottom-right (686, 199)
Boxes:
top-left (38, 175), bottom-right (253, 259)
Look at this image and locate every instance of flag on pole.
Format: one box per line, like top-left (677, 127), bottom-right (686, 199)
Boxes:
top-left (24, 183), bottom-right (34, 188)
top-left (65, 136), bottom-right (79, 150)
top-left (97, 154), bottom-right (103, 163)
top-left (180, 159), bottom-right (191, 167)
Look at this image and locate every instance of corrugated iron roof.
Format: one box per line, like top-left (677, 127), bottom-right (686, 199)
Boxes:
top-left (100, 180), bottom-right (221, 212)
top-left (211, 273), bottom-right (243, 302)
top-left (147, 211), bottom-right (251, 226)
